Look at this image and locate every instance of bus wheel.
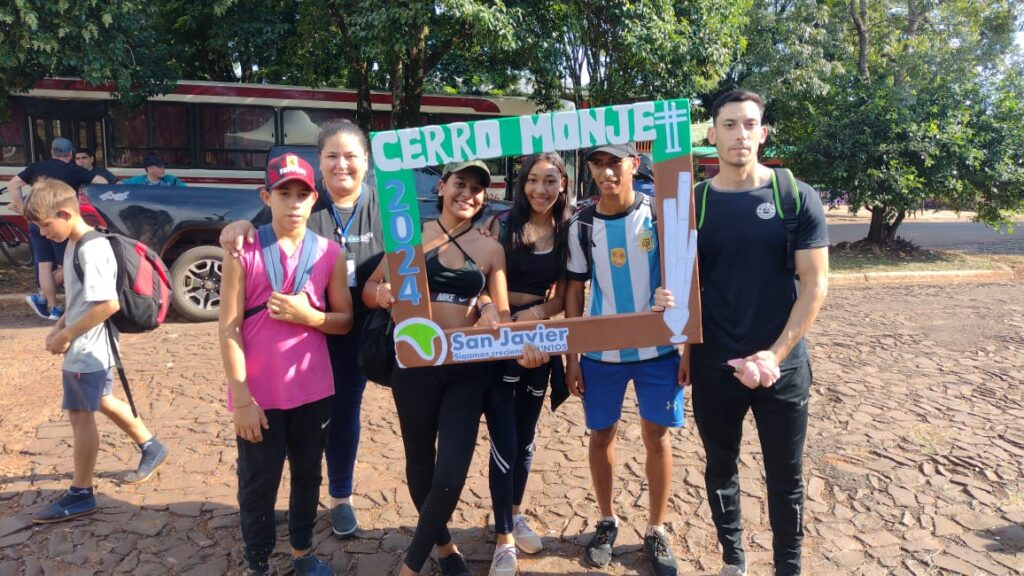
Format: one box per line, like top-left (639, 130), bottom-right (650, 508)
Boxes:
top-left (169, 245), bottom-right (224, 322)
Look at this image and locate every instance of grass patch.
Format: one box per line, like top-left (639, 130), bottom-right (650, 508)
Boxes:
top-left (830, 239), bottom-right (1005, 274)
top-left (908, 423), bottom-right (954, 455)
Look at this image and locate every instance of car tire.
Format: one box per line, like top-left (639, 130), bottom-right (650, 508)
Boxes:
top-left (169, 245), bottom-right (224, 322)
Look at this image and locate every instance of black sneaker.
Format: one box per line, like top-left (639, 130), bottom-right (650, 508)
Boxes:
top-left (644, 531), bottom-right (679, 576)
top-left (438, 552), bottom-right (470, 576)
top-left (584, 519), bottom-right (618, 568)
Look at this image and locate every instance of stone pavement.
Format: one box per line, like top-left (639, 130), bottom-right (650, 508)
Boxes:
top-left (0, 281), bottom-right (1022, 575)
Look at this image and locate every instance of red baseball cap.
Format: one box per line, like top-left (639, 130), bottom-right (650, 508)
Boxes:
top-left (265, 153), bottom-right (317, 191)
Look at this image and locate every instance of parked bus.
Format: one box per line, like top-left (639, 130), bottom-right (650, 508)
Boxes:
top-left (0, 78), bottom-right (572, 205)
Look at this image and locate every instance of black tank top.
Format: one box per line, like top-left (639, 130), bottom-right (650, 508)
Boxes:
top-left (425, 221), bottom-right (486, 305)
top-left (507, 248), bottom-right (559, 297)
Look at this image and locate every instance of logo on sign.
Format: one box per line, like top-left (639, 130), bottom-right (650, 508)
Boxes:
top-left (394, 318), bottom-right (447, 366)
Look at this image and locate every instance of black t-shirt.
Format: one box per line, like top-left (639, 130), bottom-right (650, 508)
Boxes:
top-left (691, 177), bottom-right (829, 369)
top-left (253, 183), bottom-right (384, 323)
top-left (17, 159), bottom-right (96, 189)
top-left (92, 167), bottom-right (118, 184)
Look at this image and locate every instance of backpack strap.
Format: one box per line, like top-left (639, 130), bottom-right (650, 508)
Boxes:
top-left (576, 202), bottom-right (597, 275)
top-left (696, 171), bottom-right (801, 271)
top-left (72, 230), bottom-right (107, 284)
top-left (245, 225), bottom-right (320, 319)
top-left (696, 181), bottom-right (711, 229)
top-left (771, 167), bottom-right (801, 271)
top-left (496, 210), bottom-right (511, 245)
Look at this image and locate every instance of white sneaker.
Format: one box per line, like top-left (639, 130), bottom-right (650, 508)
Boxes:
top-left (512, 515), bottom-right (543, 554)
top-left (720, 565), bottom-right (747, 576)
top-left (489, 544), bottom-right (517, 576)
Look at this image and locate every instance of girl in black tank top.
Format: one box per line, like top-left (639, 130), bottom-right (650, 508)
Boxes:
top-left (479, 153), bottom-right (573, 567)
top-left (362, 162), bottom-right (547, 576)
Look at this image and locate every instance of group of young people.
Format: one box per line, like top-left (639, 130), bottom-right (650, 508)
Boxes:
top-left (26, 89), bottom-right (828, 576)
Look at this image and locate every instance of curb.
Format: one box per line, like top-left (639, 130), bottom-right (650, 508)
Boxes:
top-left (0, 266), bottom-right (1015, 316)
top-left (829, 264), bottom-right (1015, 286)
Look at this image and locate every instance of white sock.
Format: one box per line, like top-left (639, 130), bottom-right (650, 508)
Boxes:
top-left (646, 524), bottom-right (666, 537)
top-left (601, 515), bottom-right (619, 527)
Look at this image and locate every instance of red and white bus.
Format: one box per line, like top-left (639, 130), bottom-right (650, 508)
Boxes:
top-left (1, 78), bottom-right (569, 204)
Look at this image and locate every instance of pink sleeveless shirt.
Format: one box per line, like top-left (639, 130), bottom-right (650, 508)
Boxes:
top-left (228, 232), bottom-right (340, 411)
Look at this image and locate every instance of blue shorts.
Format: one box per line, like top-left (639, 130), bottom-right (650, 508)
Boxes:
top-left (62, 369), bottom-right (113, 412)
top-left (581, 353), bottom-right (684, 430)
top-left (29, 223), bottom-right (67, 264)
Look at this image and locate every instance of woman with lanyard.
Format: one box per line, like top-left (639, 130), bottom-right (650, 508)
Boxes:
top-left (365, 161), bottom-right (548, 576)
top-left (220, 119), bottom-right (382, 538)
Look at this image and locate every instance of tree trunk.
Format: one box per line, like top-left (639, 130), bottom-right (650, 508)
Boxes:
top-left (352, 60), bottom-right (373, 136)
top-left (850, 0), bottom-right (869, 80)
top-left (866, 206), bottom-right (907, 243)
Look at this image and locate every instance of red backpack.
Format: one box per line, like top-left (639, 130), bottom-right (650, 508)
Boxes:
top-left (73, 230), bottom-right (171, 333)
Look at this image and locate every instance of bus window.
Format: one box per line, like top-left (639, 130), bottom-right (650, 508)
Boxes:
top-left (0, 99), bottom-right (28, 165)
top-left (109, 103), bottom-right (190, 167)
top-left (282, 109), bottom-right (356, 144)
top-left (200, 105), bottom-right (274, 169)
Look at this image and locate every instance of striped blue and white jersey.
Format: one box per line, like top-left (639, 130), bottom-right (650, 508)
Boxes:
top-left (567, 194), bottom-right (676, 363)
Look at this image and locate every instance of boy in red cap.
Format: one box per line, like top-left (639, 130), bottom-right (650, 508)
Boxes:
top-left (218, 153), bottom-right (354, 576)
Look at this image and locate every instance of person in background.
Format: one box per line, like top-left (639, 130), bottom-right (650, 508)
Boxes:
top-left (74, 148), bottom-right (118, 185)
top-left (122, 153), bottom-right (186, 187)
top-left (6, 137), bottom-right (107, 320)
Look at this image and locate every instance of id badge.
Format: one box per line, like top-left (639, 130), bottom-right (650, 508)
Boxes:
top-left (347, 257), bottom-right (357, 287)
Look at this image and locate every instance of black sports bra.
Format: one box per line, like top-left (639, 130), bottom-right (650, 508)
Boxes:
top-left (425, 220), bottom-right (486, 306)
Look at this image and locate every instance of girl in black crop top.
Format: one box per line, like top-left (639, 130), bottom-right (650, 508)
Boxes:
top-left (362, 162), bottom-right (548, 576)
top-left (475, 153), bottom-right (572, 567)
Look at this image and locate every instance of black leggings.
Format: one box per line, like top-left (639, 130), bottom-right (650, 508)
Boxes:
top-left (484, 360), bottom-right (549, 534)
top-left (691, 359), bottom-right (812, 576)
top-left (391, 362), bottom-right (487, 572)
top-left (236, 397), bottom-right (331, 571)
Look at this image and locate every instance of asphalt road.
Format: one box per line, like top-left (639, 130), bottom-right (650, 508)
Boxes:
top-left (829, 221), bottom-right (1024, 253)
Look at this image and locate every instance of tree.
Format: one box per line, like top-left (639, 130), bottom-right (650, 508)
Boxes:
top-left (512, 0), bottom-right (753, 109)
top-left (155, 0), bottom-right (298, 84)
top-left (751, 0), bottom-right (1024, 242)
top-left (0, 0), bottom-right (177, 112)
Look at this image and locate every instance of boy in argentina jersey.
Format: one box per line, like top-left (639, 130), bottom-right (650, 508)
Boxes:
top-left (564, 143), bottom-right (683, 576)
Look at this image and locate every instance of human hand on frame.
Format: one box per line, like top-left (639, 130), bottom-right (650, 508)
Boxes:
top-left (516, 343), bottom-right (549, 369)
top-left (651, 286), bottom-right (674, 312)
top-left (375, 281), bottom-right (394, 309)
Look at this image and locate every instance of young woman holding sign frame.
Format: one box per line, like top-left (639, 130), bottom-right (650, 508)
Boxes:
top-left (475, 153), bottom-right (571, 574)
top-left (364, 160), bottom-right (548, 576)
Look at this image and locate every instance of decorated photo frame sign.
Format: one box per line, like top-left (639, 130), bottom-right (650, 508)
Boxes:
top-left (370, 99), bottom-right (702, 368)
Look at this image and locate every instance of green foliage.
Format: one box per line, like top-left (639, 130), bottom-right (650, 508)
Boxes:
top-left (738, 0), bottom-right (1024, 242)
top-left (515, 0), bottom-right (752, 109)
top-left (155, 0), bottom-right (298, 83)
top-left (0, 0), bottom-right (176, 112)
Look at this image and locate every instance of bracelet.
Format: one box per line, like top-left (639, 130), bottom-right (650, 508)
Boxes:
top-left (478, 301), bottom-right (494, 313)
top-left (234, 400), bottom-right (254, 409)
